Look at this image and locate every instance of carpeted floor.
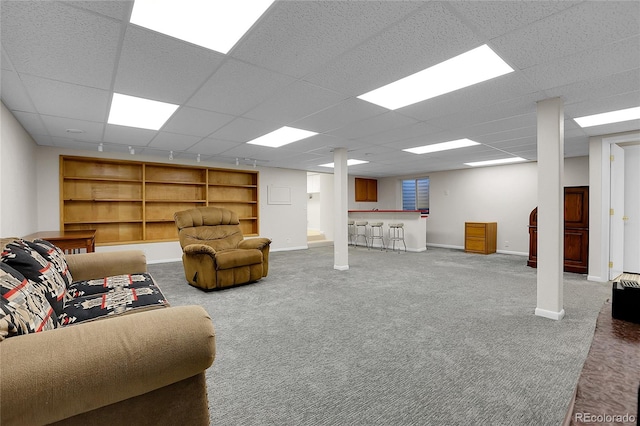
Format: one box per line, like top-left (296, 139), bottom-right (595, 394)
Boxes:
top-left (149, 246), bottom-right (610, 426)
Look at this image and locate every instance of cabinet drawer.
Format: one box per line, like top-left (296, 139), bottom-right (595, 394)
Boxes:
top-left (465, 238), bottom-right (487, 252)
top-left (465, 224), bottom-right (487, 238)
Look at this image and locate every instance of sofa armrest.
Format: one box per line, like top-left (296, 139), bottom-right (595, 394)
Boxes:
top-left (183, 243), bottom-right (217, 256)
top-left (0, 305), bottom-right (215, 426)
top-left (238, 237), bottom-right (271, 251)
top-left (65, 250), bottom-right (147, 281)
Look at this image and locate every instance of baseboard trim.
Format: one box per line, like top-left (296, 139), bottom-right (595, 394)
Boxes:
top-left (587, 274), bottom-right (609, 283)
top-left (147, 258), bottom-right (181, 264)
top-left (334, 264), bottom-right (349, 271)
top-left (427, 243), bottom-right (464, 250)
top-left (535, 307), bottom-right (566, 321)
top-left (271, 245), bottom-right (309, 252)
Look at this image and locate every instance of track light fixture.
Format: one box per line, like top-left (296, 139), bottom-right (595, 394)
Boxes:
top-left (98, 143), bottom-right (103, 152)
top-left (235, 157), bottom-right (239, 166)
top-left (197, 154), bottom-right (201, 163)
top-left (128, 146), bottom-right (135, 155)
top-left (169, 151), bottom-right (174, 160)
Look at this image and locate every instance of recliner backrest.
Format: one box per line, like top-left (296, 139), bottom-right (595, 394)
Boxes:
top-left (175, 207), bottom-right (244, 251)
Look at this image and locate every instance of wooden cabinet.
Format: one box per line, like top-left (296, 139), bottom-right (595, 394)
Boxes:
top-left (527, 186), bottom-right (589, 273)
top-left (465, 222), bottom-right (497, 254)
top-left (60, 156), bottom-right (259, 246)
top-left (355, 177), bottom-right (377, 202)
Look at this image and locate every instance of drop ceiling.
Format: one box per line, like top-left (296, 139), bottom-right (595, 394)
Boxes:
top-left (1, 1), bottom-right (639, 177)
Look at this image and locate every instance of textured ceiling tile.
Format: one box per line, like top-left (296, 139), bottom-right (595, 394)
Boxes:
top-left (328, 111), bottom-right (418, 140)
top-left (1, 70), bottom-right (37, 113)
top-left (243, 80), bottom-right (348, 125)
top-left (492, 1), bottom-right (640, 69)
top-left (64, 1), bottom-right (132, 20)
top-left (447, 1), bottom-right (580, 40)
top-left (565, 91), bottom-right (640, 119)
top-left (148, 132), bottom-right (202, 151)
top-left (210, 117), bottom-right (276, 143)
top-left (12, 111), bottom-right (47, 136)
top-left (232, 1), bottom-right (425, 77)
top-left (522, 36), bottom-right (640, 91)
top-left (1, 48), bottom-right (13, 71)
top-left (292, 98), bottom-right (388, 133)
top-left (220, 143), bottom-right (299, 163)
top-left (40, 115), bottom-right (104, 142)
top-left (355, 122), bottom-right (443, 146)
top-left (115, 26), bottom-right (224, 104)
top-left (546, 69), bottom-right (640, 106)
top-left (187, 59), bottom-right (295, 116)
top-left (0, 1), bottom-right (121, 89)
top-left (185, 138), bottom-right (242, 156)
top-left (103, 124), bottom-right (156, 145)
top-left (20, 74), bottom-right (109, 122)
top-left (162, 106), bottom-right (235, 138)
top-left (305, 2), bottom-right (480, 96)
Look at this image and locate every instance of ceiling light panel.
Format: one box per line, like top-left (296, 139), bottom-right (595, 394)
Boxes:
top-left (358, 44), bottom-right (514, 110)
top-left (108, 93), bottom-right (178, 130)
top-left (574, 106), bottom-right (640, 128)
top-left (465, 157), bottom-right (527, 167)
top-left (319, 159), bottom-right (369, 168)
top-left (403, 139), bottom-right (480, 154)
top-left (246, 126), bottom-right (318, 148)
top-left (130, 0), bottom-right (275, 54)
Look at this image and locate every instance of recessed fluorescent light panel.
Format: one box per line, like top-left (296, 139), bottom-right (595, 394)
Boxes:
top-left (358, 45), bottom-right (513, 110)
top-left (246, 126), bottom-right (318, 148)
top-left (465, 157), bottom-right (526, 167)
top-left (319, 159), bottom-right (369, 168)
top-left (130, 0), bottom-right (274, 54)
top-left (403, 138), bottom-right (480, 154)
top-left (574, 106), bottom-right (640, 128)
top-left (108, 93), bottom-right (178, 130)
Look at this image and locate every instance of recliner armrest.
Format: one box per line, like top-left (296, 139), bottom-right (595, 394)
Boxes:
top-left (183, 244), bottom-right (217, 256)
top-left (238, 238), bottom-right (271, 251)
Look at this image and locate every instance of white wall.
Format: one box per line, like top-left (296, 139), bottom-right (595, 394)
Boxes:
top-left (0, 102), bottom-right (38, 236)
top-left (377, 157), bottom-right (589, 255)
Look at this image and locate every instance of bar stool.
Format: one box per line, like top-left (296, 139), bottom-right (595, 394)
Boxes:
top-left (354, 221), bottom-right (369, 248)
top-left (388, 223), bottom-right (406, 252)
top-left (368, 222), bottom-right (385, 251)
top-left (347, 220), bottom-right (356, 246)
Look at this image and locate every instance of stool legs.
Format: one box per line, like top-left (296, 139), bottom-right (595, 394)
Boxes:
top-left (347, 221), bottom-right (356, 246)
top-left (368, 223), bottom-right (385, 251)
top-left (388, 224), bottom-right (406, 253)
top-left (354, 221), bottom-right (369, 248)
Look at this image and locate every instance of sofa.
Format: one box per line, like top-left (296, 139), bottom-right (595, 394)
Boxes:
top-left (0, 237), bottom-right (216, 426)
top-left (174, 206), bottom-right (271, 290)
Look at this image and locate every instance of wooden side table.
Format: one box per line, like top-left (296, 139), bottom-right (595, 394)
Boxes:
top-left (22, 230), bottom-right (96, 254)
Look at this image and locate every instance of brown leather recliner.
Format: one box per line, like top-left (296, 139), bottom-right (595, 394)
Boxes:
top-left (174, 207), bottom-right (271, 290)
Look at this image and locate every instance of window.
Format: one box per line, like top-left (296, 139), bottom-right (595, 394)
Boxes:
top-left (402, 177), bottom-right (429, 214)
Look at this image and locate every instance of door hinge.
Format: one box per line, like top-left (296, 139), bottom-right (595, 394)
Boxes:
top-left (610, 154), bottom-right (615, 162)
top-left (609, 261), bottom-right (614, 268)
top-left (610, 208), bottom-right (615, 216)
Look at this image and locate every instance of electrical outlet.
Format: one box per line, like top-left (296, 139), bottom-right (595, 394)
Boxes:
top-left (504, 241), bottom-right (509, 247)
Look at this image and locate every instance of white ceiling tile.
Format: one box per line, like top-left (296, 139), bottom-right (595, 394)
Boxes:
top-left (185, 138), bottom-right (243, 156)
top-left (243, 80), bottom-right (348, 125)
top-left (1, 48), bottom-right (14, 71)
top-left (292, 98), bottom-right (388, 133)
top-left (1, 70), bottom-right (37, 113)
top-left (40, 115), bottom-right (104, 142)
top-left (221, 144), bottom-right (299, 163)
top-left (447, 1), bottom-right (580, 40)
top-left (187, 59), bottom-right (295, 116)
top-left (20, 74), bottom-right (109, 122)
top-left (103, 124), bottom-right (157, 145)
top-left (148, 132), bottom-right (202, 151)
top-left (328, 111), bottom-right (418, 140)
top-left (565, 91), bottom-right (640, 119)
top-left (64, 1), bottom-right (132, 20)
top-left (162, 106), bottom-right (235, 138)
top-left (546, 69), bottom-right (640, 106)
top-left (210, 117), bottom-right (275, 143)
top-left (115, 26), bottom-right (224, 104)
top-left (231, 1), bottom-right (425, 77)
top-left (492, 1), bottom-right (640, 69)
top-left (522, 36), bottom-right (640, 91)
top-left (30, 134), bottom-right (54, 146)
top-left (12, 111), bottom-right (47, 136)
top-left (304, 2), bottom-right (481, 96)
top-left (0, 1), bottom-right (121, 89)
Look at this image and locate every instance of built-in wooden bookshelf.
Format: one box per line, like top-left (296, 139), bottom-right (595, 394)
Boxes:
top-left (60, 156), bottom-right (259, 246)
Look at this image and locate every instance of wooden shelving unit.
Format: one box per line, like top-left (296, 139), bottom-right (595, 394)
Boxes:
top-left (60, 156), bottom-right (260, 246)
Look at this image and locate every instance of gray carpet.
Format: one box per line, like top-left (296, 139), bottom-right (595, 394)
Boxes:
top-left (149, 246), bottom-right (610, 426)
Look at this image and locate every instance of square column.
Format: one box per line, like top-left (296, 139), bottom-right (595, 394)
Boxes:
top-left (535, 97), bottom-right (565, 320)
top-left (333, 148), bottom-right (349, 270)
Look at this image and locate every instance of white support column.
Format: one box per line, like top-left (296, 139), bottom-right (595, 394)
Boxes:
top-left (333, 148), bottom-right (349, 270)
top-left (535, 97), bottom-right (565, 320)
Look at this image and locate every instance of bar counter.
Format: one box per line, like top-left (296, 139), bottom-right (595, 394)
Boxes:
top-left (348, 210), bottom-right (427, 252)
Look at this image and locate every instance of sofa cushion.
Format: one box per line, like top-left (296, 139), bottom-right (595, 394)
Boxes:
top-left (215, 249), bottom-right (262, 270)
top-left (24, 239), bottom-right (73, 287)
top-left (59, 273), bottom-right (169, 326)
top-left (67, 273), bottom-right (157, 299)
top-left (1, 240), bottom-right (66, 315)
top-left (0, 263), bottom-right (57, 339)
